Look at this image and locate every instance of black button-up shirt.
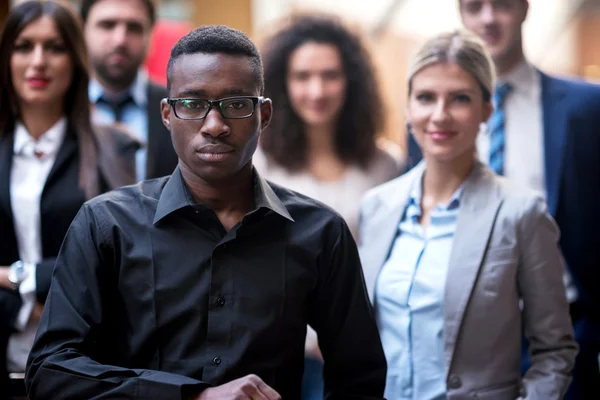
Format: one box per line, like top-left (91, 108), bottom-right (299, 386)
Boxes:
top-left (26, 168), bottom-right (386, 399)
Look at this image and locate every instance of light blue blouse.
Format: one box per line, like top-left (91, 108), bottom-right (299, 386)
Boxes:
top-left (375, 175), bottom-right (463, 400)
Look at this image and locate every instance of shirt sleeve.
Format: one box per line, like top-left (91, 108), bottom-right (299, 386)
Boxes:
top-left (308, 217), bottom-right (387, 399)
top-left (34, 257), bottom-right (59, 304)
top-left (13, 262), bottom-right (37, 331)
top-left (25, 204), bottom-right (211, 400)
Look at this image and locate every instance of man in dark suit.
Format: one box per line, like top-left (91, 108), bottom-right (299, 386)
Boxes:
top-left (406, 1), bottom-right (600, 398)
top-left (82, 0), bottom-right (178, 181)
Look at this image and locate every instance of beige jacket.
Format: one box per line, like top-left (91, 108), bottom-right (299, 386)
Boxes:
top-left (359, 161), bottom-right (577, 400)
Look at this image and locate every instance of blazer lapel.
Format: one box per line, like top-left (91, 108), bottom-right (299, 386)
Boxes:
top-left (443, 162), bottom-right (504, 374)
top-left (45, 129), bottom-right (77, 190)
top-left (361, 163), bottom-right (423, 303)
top-left (540, 72), bottom-right (568, 217)
top-left (0, 136), bottom-right (14, 226)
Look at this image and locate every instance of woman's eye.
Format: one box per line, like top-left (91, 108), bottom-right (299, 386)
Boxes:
top-left (455, 94), bottom-right (472, 103)
top-left (416, 93), bottom-right (434, 102)
top-left (13, 42), bottom-right (32, 52)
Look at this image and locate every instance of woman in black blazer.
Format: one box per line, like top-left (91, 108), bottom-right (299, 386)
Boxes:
top-left (0, 1), bottom-right (138, 394)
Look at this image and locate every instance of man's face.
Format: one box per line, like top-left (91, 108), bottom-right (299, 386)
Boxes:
top-left (161, 53), bottom-right (272, 184)
top-left (460, 0), bottom-right (528, 63)
top-left (84, 0), bottom-right (152, 89)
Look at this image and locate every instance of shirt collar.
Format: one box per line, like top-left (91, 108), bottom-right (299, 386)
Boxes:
top-left (89, 69), bottom-right (148, 107)
top-left (13, 117), bottom-right (67, 157)
top-left (406, 166), bottom-right (465, 219)
top-left (153, 166), bottom-right (294, 225)
top-left (497, 60), bottom-right (540, 99)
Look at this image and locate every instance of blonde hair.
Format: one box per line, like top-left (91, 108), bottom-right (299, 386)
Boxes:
top-left (407, 30), bottom-right (496, 102)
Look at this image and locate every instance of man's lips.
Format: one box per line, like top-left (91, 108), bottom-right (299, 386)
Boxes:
top-left (480, 30), bottom-right (502, 45)
top-left (107, 52), bottom-right (130, 64)
top-left (196, 144), bottom-right (235, 154)
top-left (195, 144), bottom-right (235, 162)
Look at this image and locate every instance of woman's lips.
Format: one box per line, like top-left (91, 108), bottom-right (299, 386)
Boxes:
top-left (26, 78), bottom-right (50, 89)
top-left (428, 131), bottom-right (457, 141)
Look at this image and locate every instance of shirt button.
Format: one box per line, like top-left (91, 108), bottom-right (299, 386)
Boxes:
top-left (223, 244), bottom-right (228, 250)
top-left (217, 296), bottom-right (226, 307)
top-left (448, 374), bottom-right (462, 389)
top-left (213, 356), bottom-right (221, 365)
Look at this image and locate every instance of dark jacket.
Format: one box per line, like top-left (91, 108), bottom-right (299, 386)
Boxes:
top-left (0, 122), bottom-right (139, 392)
top-left (146, 82), bottom-right (178, 179)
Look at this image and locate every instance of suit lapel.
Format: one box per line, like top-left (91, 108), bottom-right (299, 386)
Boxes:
top-left (362, 164), bottom-right (423, 303)
top-left (540, 72), bottom-right (568, 217)
top-left (45, 129), bottom-right (77, 191)
top-left (443, 162), bottom-right (504, 374)
top-left (0, 136), bottom-right (14, 227)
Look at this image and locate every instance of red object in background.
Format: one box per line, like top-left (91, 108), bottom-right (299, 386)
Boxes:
top-left (145, 20), bottom-right (194, 86)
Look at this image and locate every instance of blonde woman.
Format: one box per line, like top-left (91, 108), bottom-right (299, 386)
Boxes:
top-left (359, 31), bottom-right (576, 399)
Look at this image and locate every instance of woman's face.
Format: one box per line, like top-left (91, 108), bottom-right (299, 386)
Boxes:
top-left (10, 15), bottom-right (73, 110)
top-left (407, 62), bottom-right (492, 164)
top-left (286, 42), bottom-right (347, 129)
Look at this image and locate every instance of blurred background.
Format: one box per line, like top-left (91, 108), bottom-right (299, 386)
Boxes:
top-left (2, 0), bottom-right (599, 148)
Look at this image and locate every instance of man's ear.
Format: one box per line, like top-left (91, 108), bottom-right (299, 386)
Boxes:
top-left (521, 0), bottom-right (530, 24)
top-left (160, 98), bottom-right (171, 131)
top-left (259, 98), bottom-right (273, 130)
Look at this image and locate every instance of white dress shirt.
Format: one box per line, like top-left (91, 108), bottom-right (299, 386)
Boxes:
top-left (477, 61), bottom-right (577, 303)
top-left (7, 117), bottom-right (67, 372)
top-left (477, 61), bottom-right (545, 195)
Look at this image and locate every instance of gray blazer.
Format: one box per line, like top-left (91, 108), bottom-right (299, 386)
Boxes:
top-left (359, 161), bottom-right (577, 400)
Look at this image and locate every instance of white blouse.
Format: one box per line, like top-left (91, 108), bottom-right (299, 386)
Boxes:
top-left (8, 117), bottom-right (67, 372)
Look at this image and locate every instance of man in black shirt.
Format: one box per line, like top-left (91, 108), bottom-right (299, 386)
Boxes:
top-left (25, 25), bottom-right (386, 400)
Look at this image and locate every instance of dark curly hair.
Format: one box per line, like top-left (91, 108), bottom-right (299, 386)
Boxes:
top-left (260, 14), bottom-right (384, 171)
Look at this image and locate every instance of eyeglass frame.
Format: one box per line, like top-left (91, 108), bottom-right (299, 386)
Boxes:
top-left (166, 96), bottom-right (265, 120)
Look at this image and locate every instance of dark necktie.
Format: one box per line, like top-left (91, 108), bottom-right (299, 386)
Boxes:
top-left (488, 82), bottom-right (512, 175)
top-left (98, 94), bottom-right (134, 123)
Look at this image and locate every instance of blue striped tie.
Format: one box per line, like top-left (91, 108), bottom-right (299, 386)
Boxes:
top-left (488, 83), bottom-right (512, 175)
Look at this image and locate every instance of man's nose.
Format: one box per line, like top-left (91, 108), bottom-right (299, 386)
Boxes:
top-left (111, 24), bottom-right (129, 47)
top-left (480, 4), bottom-right (498, 25)
top-left (200, 107), bottom-right (230, 139)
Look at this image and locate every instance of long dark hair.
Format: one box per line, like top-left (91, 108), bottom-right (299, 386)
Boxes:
top-left (260, 14), bottom-right (384, 171)
top-left (0, 0), bottom-right (99, 199)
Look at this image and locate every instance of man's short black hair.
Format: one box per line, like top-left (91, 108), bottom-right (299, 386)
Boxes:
top-left (166, 25), bottom-right (264, 94)
top-left (80, 0), bottom-right (156, 25)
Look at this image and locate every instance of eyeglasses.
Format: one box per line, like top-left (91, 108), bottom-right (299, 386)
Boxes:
top-left (167, 96), bottom-right (264, 120)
